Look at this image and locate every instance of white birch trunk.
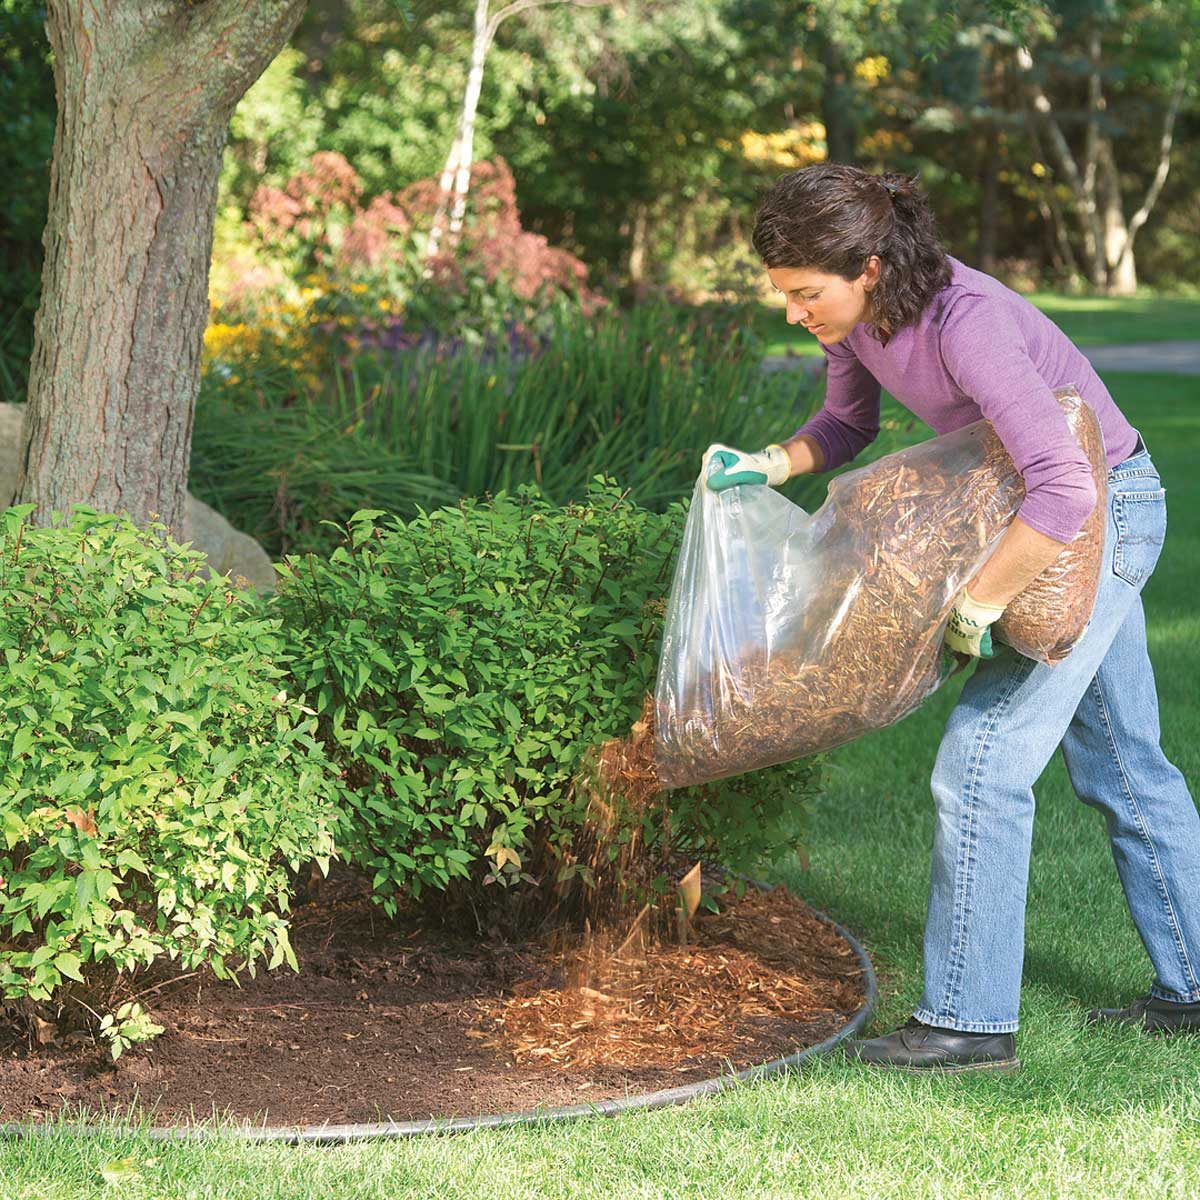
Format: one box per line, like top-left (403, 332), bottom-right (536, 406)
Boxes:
top-left (446, 0), bottom-right (493, 244)
top-left (425, 0), bottom-right (490, 264)
top-left (1097, 73), bottom-right (1185, 296)
top-left (423, 0), bottom-right (606, 266)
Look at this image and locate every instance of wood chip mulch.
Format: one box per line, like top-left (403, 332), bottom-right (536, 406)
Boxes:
top-left (470, 882), bottom-right (866, 1072)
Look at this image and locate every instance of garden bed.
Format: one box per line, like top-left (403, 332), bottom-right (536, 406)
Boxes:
top-left (0, 864), bottom-right (868, 1129)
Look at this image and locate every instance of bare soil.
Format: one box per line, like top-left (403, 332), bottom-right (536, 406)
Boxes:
top-left (0, 865), bottom-right (868, 1129)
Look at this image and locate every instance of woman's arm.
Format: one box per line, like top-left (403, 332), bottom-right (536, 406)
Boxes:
top-left (938, 299), bottom-right (1098, 545)
top-left (781, 432), bottom-right (826, 475)
top-left (966, 516), bottom-right (1074, 607)
top-left (788, 341), bottom-right (881, 475)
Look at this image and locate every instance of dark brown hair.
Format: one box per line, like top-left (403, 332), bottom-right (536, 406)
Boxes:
top-left (751, 164), bottom-right (952, 342)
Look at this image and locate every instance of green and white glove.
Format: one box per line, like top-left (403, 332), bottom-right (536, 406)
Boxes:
top-left (944, 587), bottom-right (1007, 659)
top-left (704, 443), bottom-right (791, 492)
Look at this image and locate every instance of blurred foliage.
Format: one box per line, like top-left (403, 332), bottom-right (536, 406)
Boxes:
top-left (192, 273), bottom-right (829, 560)
top-left (2, 0), bottom-right (1199, 398)
top-left (0, 0), bottom-right (54, 402)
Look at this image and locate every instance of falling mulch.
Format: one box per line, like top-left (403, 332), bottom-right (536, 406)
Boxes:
top-left (0, 865), bottom-right (867, 1129)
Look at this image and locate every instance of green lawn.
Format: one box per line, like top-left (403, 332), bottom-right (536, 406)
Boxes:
top-left (755, 292), bottom-right (1200, 358)
top-left (3, 373), bottom-right (1199, 1198)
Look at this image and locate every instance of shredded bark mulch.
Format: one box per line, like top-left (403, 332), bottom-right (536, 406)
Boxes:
top-left (0, 867), bottom-right (867, 1129)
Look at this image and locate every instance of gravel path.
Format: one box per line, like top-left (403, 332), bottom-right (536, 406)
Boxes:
top-left (761, 340), bottom-right (1200, 378)
top-left (1075, 340), bottom-right (1200, 376)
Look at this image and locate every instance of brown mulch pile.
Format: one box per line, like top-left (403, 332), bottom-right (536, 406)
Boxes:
top-left (0, 868), bottom-right (867, 1129)
top-left (473, 882), bottom-right (865, 1073)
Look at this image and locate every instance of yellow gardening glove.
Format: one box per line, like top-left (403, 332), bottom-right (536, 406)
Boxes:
top-left (944, 588), bottom-right (1007, 659)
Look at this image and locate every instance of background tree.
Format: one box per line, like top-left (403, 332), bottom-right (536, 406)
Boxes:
top-left (3, 0), bottom-right (1198, 412)
top-left (1013, 0), bottom-right (1197, 293)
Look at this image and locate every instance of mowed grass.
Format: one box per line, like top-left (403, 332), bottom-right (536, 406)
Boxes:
top-left (2, 373), bottom-right (1198, 1198)
top-left (755, 291), bottom-right (1200, 358)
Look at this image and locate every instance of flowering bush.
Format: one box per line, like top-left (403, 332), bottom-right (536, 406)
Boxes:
top-left (228, 150), bottom-right (601, 321)
top-left (201, 302), bottom-right (327, 396)
top-left (397, 157), bottom-right (601, 314)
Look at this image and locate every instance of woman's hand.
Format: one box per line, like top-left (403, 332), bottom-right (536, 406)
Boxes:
top-left (703, 443), bottom-right (792, 492)
top-left (944, 587), bottom-right (1007, 658)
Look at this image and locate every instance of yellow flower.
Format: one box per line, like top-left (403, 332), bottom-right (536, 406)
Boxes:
top-left (202, 322), bottom-right (260, 362)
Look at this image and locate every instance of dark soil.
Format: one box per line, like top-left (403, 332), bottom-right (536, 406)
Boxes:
top-left (0, 866), bottom-right (868, 1129)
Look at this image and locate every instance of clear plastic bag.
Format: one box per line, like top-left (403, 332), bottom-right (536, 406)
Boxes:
top-left (993, 392), bottom-right (1108, 663)
top-left (653, 386), bottom-right (1106, 789)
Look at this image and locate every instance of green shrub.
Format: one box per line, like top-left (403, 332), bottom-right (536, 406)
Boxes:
top-left (270, 479), bottom-right (820, 937)
top-left (0, 504), bottom-right (341, 1015)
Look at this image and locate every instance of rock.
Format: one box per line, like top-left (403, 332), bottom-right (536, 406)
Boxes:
top-left (183, 492), bottom-right (277, 594)
top-left (0, 401), bottom-right (277, 595)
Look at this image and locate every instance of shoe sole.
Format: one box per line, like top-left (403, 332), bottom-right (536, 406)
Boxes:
top-left (856, 1057), bottom-right (1022, 1075)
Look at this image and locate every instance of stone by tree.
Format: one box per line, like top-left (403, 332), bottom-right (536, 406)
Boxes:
top-left (15, 0), bottom-right (307, 540)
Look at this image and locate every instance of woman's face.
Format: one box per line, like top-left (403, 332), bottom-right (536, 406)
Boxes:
top-left (766, 256), bottom-right (881, 344)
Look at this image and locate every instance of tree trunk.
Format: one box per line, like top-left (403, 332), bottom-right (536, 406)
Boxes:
top-left (426, 0), bottom-right (589, 263)
top-left (447, 0), bottom-right (493, 244)
top-left (1097, 136), bottom-right (1137, 295)
top-left (1081, 26), bottom-right (1106, 286)
top-left (628, 201), bottom-right (650, 290)
top-left (817, 27), bottom-right (857, 164)
top-left (977, 119), bottom-right (999, 274)
top-left (1014, 42), bottom-right (1107, 289)
top-left (17, 0), bottom-right (306, 541)
top-left (426, 0), bottom-right (490, 262)
top-left (1096, 71), bottom-right (1185, 297)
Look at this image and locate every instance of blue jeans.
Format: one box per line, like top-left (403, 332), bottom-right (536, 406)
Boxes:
top-left (914, 432), bottom-right (1200, 1034)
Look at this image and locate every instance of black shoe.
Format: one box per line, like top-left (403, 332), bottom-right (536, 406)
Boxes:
top-left (846, 1017), bottom-right (1020, 1074)
top-left (1085, 992), bottom-right (1200, 1035)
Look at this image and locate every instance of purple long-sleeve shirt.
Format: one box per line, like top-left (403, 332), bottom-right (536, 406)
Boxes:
top-left (793, 255), bottom-right (1138, 543)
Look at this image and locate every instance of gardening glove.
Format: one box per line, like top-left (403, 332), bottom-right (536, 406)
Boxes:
top-left (703, 443), bottom-right (791, 492)
top-left (944, 587), bottom-right (1007, 660)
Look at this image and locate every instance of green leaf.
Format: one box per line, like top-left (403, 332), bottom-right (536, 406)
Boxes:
top-left (54, 952), bottom-right (84, 983)
top-left (602, 619), bottom-right (638, 638)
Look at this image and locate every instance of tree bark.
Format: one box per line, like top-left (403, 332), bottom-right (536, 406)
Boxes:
top-left (1081, 26), bottom-right (1105, 285)
top-left (17, 0), bottom-right (306, 541)
top-left (1097, 136), bottom-right (1137, 295)
top-left (628, 201), bottom-right (650, 288)
top-left (425, 0), bottom-right (490, 262)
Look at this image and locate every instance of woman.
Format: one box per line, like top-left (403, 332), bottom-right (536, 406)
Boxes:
top-left (708, 163), bottom-right (1200, 1073)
